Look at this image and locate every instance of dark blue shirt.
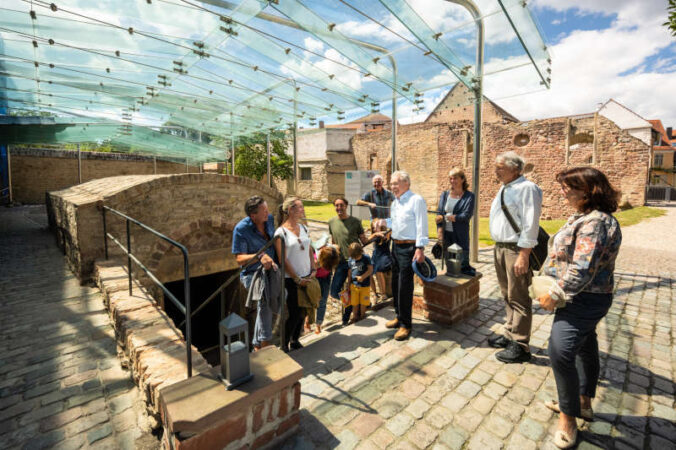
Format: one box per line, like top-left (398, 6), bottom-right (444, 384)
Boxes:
top-left (348, 254), bottom-right (372, 287)
top-left (232, 214), bottom-right (276, 277)
top-left (362, 189), bottom-right (395, 219)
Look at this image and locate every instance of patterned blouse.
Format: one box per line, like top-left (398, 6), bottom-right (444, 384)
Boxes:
top-left (543, 210), bottom-right (622, 301)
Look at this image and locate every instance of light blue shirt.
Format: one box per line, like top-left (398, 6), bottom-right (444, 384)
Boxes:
top-left (386, 190), bottom-right (429, 248)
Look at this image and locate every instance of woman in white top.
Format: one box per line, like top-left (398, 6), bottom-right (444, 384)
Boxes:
top-left (274, 197), bottom-right (316, 352)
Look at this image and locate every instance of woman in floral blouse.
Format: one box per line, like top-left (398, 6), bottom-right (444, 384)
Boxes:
top-left (538, 167), bottom-right (622, 449)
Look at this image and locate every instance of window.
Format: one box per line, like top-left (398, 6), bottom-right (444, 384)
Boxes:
top-left (654, 154), bottom-right (664, 167)
top-left (300, 167), bottom-right (312, 180)
top-left (513, 133), bottom-right (530, 147)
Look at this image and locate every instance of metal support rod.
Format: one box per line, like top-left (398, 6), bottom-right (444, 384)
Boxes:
top-left (77, 143), bottom-right (82, 184)
top-left (126, 219), bottom-right (132, 295)
top-left (447, 0), bottom-right (484, 264)
top-left (220, 289), bottom-right (226, 320)
top-left (153, 156), bottom-right (157, 174)
top-left (267, 132), bottom-right (272, 187)
top-left (388, 55), bottom-right (397, 176)
top-left (279, 237), bottom-right (286, 351)
top-left (7, 145), bottom-right (12, 204)
top-left (183, 249), bottom-right (192, 377)
top-left (185, 157), bottom-right (189, 173)
top-left (103, 207), bottom-right (108, 259)
top-left (231, 136), bottom-right (235, 175)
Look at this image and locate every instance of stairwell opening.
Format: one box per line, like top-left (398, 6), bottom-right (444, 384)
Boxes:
top-left (164, 269), bottom-right (250, 366)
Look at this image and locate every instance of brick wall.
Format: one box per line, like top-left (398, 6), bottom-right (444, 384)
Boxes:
top-left (10, 148), bottom-right (199, 204)
top-left (47, 174), bottom-right (282, 281)
top-left (352, 116), bottom-right (650, 219)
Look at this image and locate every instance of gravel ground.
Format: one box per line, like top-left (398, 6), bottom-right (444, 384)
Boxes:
top-left (615, 205), bottom-right (676, 274)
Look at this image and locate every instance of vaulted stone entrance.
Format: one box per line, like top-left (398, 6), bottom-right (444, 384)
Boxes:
top-left (47, 173), bottom-right (282, 282)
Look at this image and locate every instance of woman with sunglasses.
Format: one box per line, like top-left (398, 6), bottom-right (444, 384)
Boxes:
top-left (274, 197), bottom-right (316, 352)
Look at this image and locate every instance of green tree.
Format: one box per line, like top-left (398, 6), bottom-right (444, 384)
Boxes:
top-left (665, 0), bottom-right (676, 36)
top-left (228, 131), bottom-right (293, 181)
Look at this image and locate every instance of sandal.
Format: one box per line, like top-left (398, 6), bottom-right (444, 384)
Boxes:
top-left (545, 400), bottom-right (594, 421)
top-left (315, 324), bottom-right (321, 334)
top-left (553, 428), bottom-right (577, 449)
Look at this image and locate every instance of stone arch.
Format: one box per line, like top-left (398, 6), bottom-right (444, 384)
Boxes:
top-left (47, 173), bottom-right (282, 280)
top-left (146, 216), bottom-right (239, 283)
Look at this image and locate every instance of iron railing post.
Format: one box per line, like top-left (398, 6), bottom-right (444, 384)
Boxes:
top-left (182, 248), bottom-right (192, 378)
top-left (279, 236), bottom-right (286, 350)
top-left (220, 289), bottom-right (226, 320)
top-left (103, 207), bottom-right (108, 259)
top-left (126, 219), bottom-right (132, 295)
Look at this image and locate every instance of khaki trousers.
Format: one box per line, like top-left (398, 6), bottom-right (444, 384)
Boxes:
top-left (494, 245), bottom-right (532, 351)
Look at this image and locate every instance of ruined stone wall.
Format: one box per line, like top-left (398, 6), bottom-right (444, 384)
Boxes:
top-left (352, 116), bottom-right (650, 219)
top-left (10, 148), bottom-right (198, 204)
top-left (425, 84), bottom-right (516, 125)
top-left (352, 123), bottom-right (440, 208)
top-left (47, 174), bottom-right (282, 281)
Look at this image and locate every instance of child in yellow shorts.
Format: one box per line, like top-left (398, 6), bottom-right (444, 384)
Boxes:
top-left (347, 242), bottom-right (373, 323)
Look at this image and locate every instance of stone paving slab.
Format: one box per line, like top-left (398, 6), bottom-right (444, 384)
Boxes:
top-left (281, 237), bottom-right (676, 449)
top-left (0, 206), bottom-right (159, 449)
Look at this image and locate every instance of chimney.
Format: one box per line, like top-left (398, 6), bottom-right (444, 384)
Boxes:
top-left (667, 127), bottom-right (673, 139)
top-left (319, 120), bottom-right (325, 129)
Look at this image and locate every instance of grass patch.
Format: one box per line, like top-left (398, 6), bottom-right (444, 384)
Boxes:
top-left (302, 201), bottom-right (665, 247)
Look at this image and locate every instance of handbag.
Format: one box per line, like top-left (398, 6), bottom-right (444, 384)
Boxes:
top-left (500, 188), bottom-right (549, 271)
top-left (339, 289), bottom-right (351, 307)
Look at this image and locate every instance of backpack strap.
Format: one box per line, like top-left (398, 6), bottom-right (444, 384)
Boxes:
top-left (500, 187), bottom-right (521, 234)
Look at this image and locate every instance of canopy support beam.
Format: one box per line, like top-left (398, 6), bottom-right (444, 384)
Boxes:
top-left (447, 0), bottom-right (484, 264)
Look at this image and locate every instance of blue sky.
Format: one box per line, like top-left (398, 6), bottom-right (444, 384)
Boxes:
top-left (494, 0), bottom-right (676, 126)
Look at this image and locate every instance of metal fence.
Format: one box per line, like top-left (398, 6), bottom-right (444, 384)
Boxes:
top-left (646, 186), bottom-right (676, 202)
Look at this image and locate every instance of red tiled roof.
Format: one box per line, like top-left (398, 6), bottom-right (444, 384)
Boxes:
top-left (648, 119), bottom-right (673, 146)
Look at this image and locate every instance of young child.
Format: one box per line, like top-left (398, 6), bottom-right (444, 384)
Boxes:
top-left (370, 219), bottom-right (392, 302)
top-left (315, 244), bottom-right (339, 333)
top-left (347, 242), bottom-right (373, 323)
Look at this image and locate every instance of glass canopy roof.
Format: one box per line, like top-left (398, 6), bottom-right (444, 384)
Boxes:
top-left (0, 0), bottom-right (550, 161)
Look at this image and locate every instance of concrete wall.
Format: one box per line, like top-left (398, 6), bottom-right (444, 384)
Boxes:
top-left (9, 148), bottom-right (198, 204)
top-left (47, 174), bottom-right (282, 281)
top-left (294, 128), bottom-right (356, 161)
top-left (352, 116), bottom-right (650, 219)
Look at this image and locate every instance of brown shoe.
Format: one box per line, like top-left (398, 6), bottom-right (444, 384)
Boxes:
top-left (394, 327), bottom-right (411, 341)
top-left (385, 318), bottom-right (400, 329)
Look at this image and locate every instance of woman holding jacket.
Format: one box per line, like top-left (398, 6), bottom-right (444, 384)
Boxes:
top-left (538, 167), bottom-right (622, 449)
top-left (436, 167), bottom-right (476, 276)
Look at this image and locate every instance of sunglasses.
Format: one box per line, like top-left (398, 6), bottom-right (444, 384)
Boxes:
top-left (297, 237), bottom-right (305, 251)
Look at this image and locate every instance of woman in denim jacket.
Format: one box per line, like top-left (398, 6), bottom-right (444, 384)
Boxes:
top-left (538, 167), bottom-right (622, 449)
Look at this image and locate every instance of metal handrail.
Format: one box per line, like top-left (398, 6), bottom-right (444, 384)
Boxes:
top-left (178, 234), bottom-right (288, 350)
top-left (101, 205), bottom-right (193, 378)
top-left (178, 235), bottom-right (285, 327)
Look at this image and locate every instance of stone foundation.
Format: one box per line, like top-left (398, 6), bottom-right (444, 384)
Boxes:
top-left (413, 273), bottom-right (481, 324)
top-left (94, 260), bottom-right (212, 416)
top-left (160, 347), bottom-right (303, 450)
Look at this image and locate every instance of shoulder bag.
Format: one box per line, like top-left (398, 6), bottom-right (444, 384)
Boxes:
top-left (500, 188), bottom-right (549, 271)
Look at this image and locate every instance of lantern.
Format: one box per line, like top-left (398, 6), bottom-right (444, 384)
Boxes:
top-left (219, 313), bottom-right (253, 390)
top-left (446, 243), bottom-right (463, 276)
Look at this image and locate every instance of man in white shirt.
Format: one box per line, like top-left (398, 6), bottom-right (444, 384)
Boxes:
top-left (488, 151), bottom-right (542, 363)
top-left (385, 171), bottom-right (428, 341)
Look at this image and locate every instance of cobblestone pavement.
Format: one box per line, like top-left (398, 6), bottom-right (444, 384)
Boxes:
top-left (0, 206), bottom-right (159, 450)
top-left (287, 222), bottom-right (676, 449)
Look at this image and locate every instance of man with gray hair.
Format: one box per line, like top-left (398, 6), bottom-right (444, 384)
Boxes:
top-left (488, 151), bottom-right (542, 363)
top-left (385, 170), bottom-right (428, 341)
top-left (356, 174), bottom-right (395, 219)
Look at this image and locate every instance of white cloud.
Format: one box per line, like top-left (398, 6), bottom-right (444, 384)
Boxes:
top-left (304, 37), bottom-right (324, 53)
top-left (490, 1), bottom-right (676, 126)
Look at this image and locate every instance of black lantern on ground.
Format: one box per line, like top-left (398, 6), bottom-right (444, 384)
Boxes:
top-left (219, 313), bottom-right (253, 390)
